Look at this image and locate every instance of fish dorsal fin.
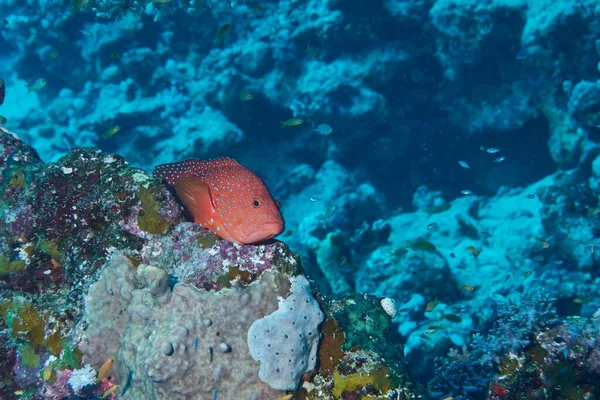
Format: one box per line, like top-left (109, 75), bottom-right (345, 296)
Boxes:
top-left (210, 157), bottom-right (241, 167)
top-left (174, 177), bottom-right (216, 223)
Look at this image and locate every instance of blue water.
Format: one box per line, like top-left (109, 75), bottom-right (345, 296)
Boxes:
top-left (1, 0), bottom-right (600, 399)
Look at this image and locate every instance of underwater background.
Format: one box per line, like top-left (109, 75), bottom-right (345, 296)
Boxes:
top-left (1, 0), bottom-right (600, 399)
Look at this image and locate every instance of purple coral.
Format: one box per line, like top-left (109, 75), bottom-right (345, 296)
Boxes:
top-left (141, 223), bottom-right (300, 290)
top-left (537, 315), bottom-right (600, 374)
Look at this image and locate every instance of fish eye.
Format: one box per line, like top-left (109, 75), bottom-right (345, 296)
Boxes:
top-left (253, 199), bottom-right (260, 207)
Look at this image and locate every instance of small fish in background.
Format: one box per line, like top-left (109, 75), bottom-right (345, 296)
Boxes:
top-left (538, 241), bottom-right (550, 249)
top-left (486, 148), bottom-right (500, 154)
top-left (426, 222), bottom-right (437, 231)
top-left (0, 115), bottom-right (7, 125)
top-left (442, 312), bottom-right (462, 323)
top-left (110, 52), bottom-right (120, 59)
top-left (42, 363), bottom-right (53, 382)
top-left (458, 160), bottom-right (471, 169)
top-left (97, 357), bottom-right (114, 382)
top-left (101, 385), bottom-right (119, 399)
top-left (340, 255), bottom-right (358, 271)
top-left (449, 252), bottom-right (456, 258)
top-left (103, 125), bottom-right (120, 139)
top-left (306, 44), bottom-right (319, 59)
top-left (479, 231), bottom-right (491, 239)
top-left (280, 395), bottom-right (294, 400)
top-left (121, 370), bottom-right (133, 395)
top-left (523, 270), bottom-right (532, 278)
top-left (309, 197), bottom-right (321, 202)
top-left (314, 123), bottom-right (332, 135)
top-left (504, 274), bottom-right (511, 282)
top-left (280, 118), bottom-right (303, 128)
top-left (525, 193), bottom-right (536, 199)
top-left (494, 156), bottom-right (506, 163)
top-left (573, 297), bottom-right (592, 304)
top-left (586, 208), bottom-right (600, 217)
top-left (49, 51), bottom-right (59, 59)
top-left (239, 91), bottom-right (253, 101)
top-left (80, 29), bottom-right (93, 37)
top-left (319, 204), bottom-right (336, 222)
top-left (406, 239), bottom-right (437, 252)
top-left (213, 23), bottom-right (231, 44)
top-left (0, 77), bottom-right (5, 105)
top-left (461, 190), bottom-right (473, 195)
top-left (425, 298), bottom-right (439, 312)
top-left (2, 19), bottom-right (8, 26)
top-left (465, 245), bottom-right (480, 259)
top-left (26, 78), bottom-right (47, 94)
top-left (425, 324), bottom-right (445, 334)
top-left (458, 283), bottom-right (477, 292)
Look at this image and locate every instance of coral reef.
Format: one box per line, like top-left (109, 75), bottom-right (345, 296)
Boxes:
top-left (2, 0), bottom-right (600, 397)
top-left (0, 128), bottom-right (420, 399)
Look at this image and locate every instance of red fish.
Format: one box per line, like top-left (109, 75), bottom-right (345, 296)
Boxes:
top-left (0, 78), bottom-right (4, 105)
top-left (153, 157), bottom-right (284, 245)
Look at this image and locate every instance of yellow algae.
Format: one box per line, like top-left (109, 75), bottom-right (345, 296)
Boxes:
top-left (9, 170), bottom-right (26, 188)
top-left (216, 266), bottom-right (253, 288)
top-left (10, 300), bottom-right (46, 346)
top-left (44, 331), bottom-right (64, 356)
top-left (333, 365), bottom-right (392, 397)
top-left (136, 186), bottom-right (169, 234)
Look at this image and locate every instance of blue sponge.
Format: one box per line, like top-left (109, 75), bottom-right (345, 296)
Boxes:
top-left (247, 275), bottom-right (325, 391)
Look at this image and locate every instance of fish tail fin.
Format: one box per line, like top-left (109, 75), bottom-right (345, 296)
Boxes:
top-left (280, 121), bottom-right (287, 128)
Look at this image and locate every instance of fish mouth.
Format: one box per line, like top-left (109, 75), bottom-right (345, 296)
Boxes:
top-left (244, 221), bottom-right (284, 244)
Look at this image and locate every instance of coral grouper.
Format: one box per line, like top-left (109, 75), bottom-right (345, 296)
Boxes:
top-left (154, 158), bottom-right (284, 244)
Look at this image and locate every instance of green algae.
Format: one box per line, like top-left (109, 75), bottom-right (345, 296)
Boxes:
top-left (136, 186), bottom-right (169, 234)
top-left (0, 253), bottom-right (26, 275)
top-left (196, 234), bottom-right (217, 249)
top-left (20, 342), bottom-right (40, 367)
top-left (56, 342), bottom-right (83, 370)
top-left (38, 239), bottom-right (61, 260)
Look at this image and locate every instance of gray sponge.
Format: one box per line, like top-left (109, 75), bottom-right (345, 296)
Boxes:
top-left (247, 275), bottom-right (325, 391)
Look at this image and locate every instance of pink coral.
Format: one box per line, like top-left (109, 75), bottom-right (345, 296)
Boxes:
top-left (43, 369), bottom-right (73, 399)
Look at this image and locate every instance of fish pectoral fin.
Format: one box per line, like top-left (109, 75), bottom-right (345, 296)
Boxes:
top-left (174, 177), bottom-right (216, 221)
